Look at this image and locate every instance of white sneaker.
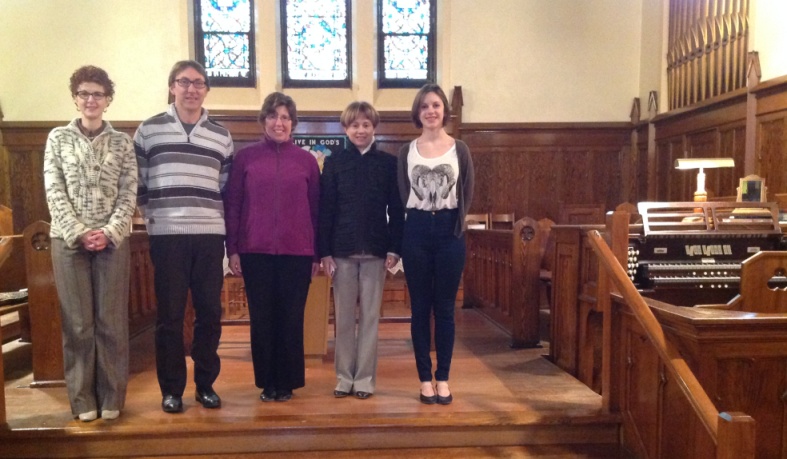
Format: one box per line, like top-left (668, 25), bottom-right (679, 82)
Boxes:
top-left (78, 410), bottom-right (97, 422)
top-left (101, 410), bottom-right (120, 420)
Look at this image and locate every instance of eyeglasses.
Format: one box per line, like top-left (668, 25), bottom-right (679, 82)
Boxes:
top-left (174, 78), bottom-right (207, 89)
top-left (75, 91), bottom-right (106, 101)
top-left (265, 114), bottom-right (292, 123)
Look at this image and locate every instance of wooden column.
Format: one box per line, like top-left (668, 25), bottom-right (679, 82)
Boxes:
top-left (0, 205), bottom-right (10, 427)
top-left (716, 412), bottom-right (756, 459)
top-left (0, 320), bottom-right (5, 428)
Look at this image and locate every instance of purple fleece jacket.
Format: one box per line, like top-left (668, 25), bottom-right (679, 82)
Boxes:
top-left (224, 137), bottom-right (320, 259)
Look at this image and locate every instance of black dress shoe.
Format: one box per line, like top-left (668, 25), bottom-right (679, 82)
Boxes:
top-left (419, 393), bottom-right (437, 405)
top-left (354, 391), bottom-right (372, 400)
top-left (334, 390), bottom-right (350, 398)
top-left (275, 389), bottom-right (293, 402)
top-left (161, 394), bottom-right (183, 413)
top-left (437, 393), bottom-right (453, 405)
top-left (260, 389), bottom-right (277, 402)
top-left (195, 388), bottom-right (221, 408)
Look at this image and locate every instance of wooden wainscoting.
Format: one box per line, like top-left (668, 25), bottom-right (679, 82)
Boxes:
top-left (459, 123), bottom-right (632, 222)
top-left (652, 90), bottom-right (748, 201)
top-left (754, 76), bottom-right (787, 196)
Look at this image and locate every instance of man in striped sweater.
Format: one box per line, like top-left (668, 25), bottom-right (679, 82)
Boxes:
top-left (134, 60), bottom-right (234, 414)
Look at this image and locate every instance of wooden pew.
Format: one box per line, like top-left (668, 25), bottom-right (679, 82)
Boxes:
top-left (0, 206), bottom-right (28, 345)
top-left (23, 222), bottom-right (157, 387)
top-left (464, 217), bottom-right (551, 348)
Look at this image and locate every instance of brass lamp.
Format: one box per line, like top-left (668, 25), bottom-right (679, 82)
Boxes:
top-left (674, 158), bottom-right (735, 202)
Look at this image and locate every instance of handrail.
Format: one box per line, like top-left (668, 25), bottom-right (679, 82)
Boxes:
top-left (587, 230), bottom-right (721, 438)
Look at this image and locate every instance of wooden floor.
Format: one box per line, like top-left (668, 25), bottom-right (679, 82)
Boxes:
top-left (1, 309), bottom-right (622, 458)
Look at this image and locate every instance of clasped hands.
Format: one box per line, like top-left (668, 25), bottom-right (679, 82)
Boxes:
top-left (80, 230), bottom-right (109, 252)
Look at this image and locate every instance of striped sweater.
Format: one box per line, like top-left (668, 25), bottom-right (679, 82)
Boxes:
top-left (134, 104), bottom-right (234, 236)
top-left (44, 119), bottom-right (138, 249)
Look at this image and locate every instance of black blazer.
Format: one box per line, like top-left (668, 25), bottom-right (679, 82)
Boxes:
top-left (318, 142), bottom-right (404, 259)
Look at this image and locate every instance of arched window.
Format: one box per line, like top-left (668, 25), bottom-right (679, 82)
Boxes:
top-left (281, 0), bottom-right (351, 88)
top-left (194, 0), bottom-right (256, 87)
top-left (377, 0), bottom-right (436, 88)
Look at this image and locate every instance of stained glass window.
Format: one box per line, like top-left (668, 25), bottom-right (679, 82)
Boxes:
top-left (281, 0), bottom-right (351, 88)
top-left (378, 0), bottom-right (436, 88)
top-left (194, 0), bottom-right (256, 87)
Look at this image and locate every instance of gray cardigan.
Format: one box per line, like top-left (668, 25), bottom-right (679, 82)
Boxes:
top-left (397, 139), bottom-right (475, 237)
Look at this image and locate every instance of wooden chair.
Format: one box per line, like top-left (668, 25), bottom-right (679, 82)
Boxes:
top-left (465, 213), bottom-right (490, 229)
top-left (490, 212), bottom-right (515, 230)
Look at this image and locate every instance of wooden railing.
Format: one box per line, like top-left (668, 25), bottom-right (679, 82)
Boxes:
top-left (587, 227), bottom-right (756, 458)
top-left (464, 217), bottom-right (551, 348)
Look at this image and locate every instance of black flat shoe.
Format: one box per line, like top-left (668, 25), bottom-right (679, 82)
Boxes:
top-left (195, 388), bottom-right (221, 408)
top-left (437, 393), bottom-right (453, 405)
top-left (419, 393), bottom-right (437, 405)
top-left (275, 390), bottom-right (293, 402)
top-left (355, 391), bottom-right (372, 400)
top-left (334, 390), bottom-right (350, 398)
top-left (260, 389), bottom-right (277, 402)
top-left (161, 394), bottom-right (183, 413)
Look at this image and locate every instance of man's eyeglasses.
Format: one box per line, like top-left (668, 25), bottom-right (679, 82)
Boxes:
top-left (265, 114), bottom-right (292, 123)
top-left (174, 78), bottom-right (207, 89)
top-left (75, 91), bottom-right (106, 101)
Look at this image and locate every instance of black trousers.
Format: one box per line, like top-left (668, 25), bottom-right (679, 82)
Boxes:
top-left (240, 253), bottom-right (312, 391)
top-left (149, 234), bottom-right (224, 396)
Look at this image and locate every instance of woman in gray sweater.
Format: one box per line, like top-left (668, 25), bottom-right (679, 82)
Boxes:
top-left (43, 66), bottom-right (137, 422)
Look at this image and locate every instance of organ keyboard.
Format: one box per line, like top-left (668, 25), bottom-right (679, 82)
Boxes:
top-left (627, 201), bottom-right (785, 305)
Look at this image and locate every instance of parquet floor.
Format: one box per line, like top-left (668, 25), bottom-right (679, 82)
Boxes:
top-left (2, 309), bottom-right (620, 458)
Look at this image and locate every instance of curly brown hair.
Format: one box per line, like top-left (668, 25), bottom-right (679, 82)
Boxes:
top-left (69, 65), bottom-right (115, 99)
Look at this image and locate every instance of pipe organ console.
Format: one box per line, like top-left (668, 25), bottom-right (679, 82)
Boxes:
top-left (626, 201), bottom-right (786, 305)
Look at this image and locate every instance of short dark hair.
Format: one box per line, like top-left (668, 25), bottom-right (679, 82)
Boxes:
top-left (69, 65), bottom-right (115, 99)
top-left (168, 60), bottom-right (210, 90)
top-left (258, 92), bottom-right (298, 130)
top-left (410, 84), bottom-right (450, 129)
top-left (340, 101), bottom-right (380, 128)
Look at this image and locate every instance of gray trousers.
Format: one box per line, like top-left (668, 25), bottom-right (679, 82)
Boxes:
top-left (51, 238), bottom-right (130, 415)
top-left (333, 257), bottom-right (385, 394)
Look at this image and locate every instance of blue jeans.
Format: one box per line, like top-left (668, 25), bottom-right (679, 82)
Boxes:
top-left (401, 209), bottom-right (465, 382)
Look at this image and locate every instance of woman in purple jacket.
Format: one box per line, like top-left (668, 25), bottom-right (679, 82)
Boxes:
top-left (224, 92), bottom-right (321, 402)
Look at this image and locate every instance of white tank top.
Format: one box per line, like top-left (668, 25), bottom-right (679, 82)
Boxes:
top-left (405, 140), bottom-right (459, 211)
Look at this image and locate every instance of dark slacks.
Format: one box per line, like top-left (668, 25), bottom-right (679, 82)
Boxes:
top-left (401, 209), bottom-right (465, 383)
top-left (149, 234), bottom-right (225, 396)
top-left (240, 253), bottom-right (312, 391)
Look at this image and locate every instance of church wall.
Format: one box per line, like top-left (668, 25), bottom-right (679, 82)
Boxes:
top-left (0, 0), bottom-right (646, 123)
